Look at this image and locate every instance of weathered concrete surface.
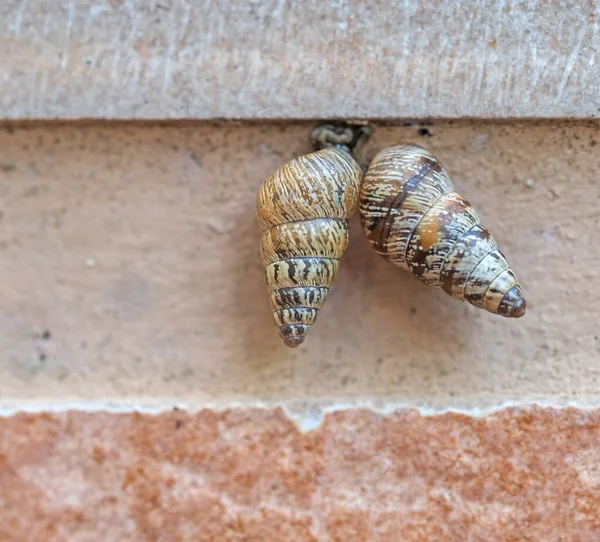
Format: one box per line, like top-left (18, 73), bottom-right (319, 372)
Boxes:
top-left (0, 121), bottom-right (598, 405)
top-left (1, 0), bottom-right (599, 120)
top-left (1, 406), bottom-right (600, 541)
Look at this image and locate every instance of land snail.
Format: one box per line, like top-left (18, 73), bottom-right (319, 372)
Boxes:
top-left (256, 123), bottom-right (370, 348)
top-left (257, 125), bottom-right (526, 348)
top-left (359, 144), bottom-right (526, 318)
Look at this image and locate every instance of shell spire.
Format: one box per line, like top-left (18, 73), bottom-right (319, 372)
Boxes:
top-left (257, 128), bottom-right (365, 347)
top-left (359, 144), bottom-right (526, 318)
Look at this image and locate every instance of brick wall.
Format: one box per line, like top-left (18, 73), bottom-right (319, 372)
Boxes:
top-left (1, 2), bottom-right (599, 540)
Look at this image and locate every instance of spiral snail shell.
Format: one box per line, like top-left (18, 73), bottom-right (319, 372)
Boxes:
top-left (359, 145), bottom-right (526, 318)
top-left (257, 127), bottom-right (366, 347)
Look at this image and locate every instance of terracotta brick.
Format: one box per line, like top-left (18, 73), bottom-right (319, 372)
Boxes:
top-left (1, 406), bottom-right (600, 541)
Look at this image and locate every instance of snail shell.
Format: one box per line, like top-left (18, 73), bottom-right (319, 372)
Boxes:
top-left (257, 148), bottom-right (363, 347)
top-left (359, 145), bottom-right (526, 318)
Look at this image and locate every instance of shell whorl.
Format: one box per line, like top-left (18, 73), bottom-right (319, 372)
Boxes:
top-left (257, 147), bottom-right (363, 347)
top-left (359, 145), bottom-right (526, 318)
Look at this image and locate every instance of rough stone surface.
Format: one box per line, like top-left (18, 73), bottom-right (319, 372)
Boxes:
top-left (1, 1), bottom-right (599, 120)
top-left (0, 121), bottom-right (599, 405)
top-left (1, 406), bottom-right (600, 541)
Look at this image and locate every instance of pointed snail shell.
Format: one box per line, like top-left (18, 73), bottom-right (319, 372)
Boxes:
top-left (257, 147), bottom-right (363, 347)
top-left (359, 145), bottom-right (526, 318)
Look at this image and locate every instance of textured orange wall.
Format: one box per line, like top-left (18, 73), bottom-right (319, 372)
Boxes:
top-left (0, 121), bottom-right (597, 404)
top-left (2, 407), bottom-right (600, 541)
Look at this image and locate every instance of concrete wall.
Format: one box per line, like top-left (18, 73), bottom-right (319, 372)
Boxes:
top-left (2, 0), bottom-right (599, 119)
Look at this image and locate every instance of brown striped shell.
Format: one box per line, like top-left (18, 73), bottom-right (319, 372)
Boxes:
top-left (257, 147), bottom-right (363, 347)
top-left (359, 145), bottom-right (526, 318)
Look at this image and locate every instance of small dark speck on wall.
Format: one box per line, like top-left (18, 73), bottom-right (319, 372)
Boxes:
top-left (175, 420), bottom-right (183, 429)
top-left (418, 128), bottom-right (432, 137)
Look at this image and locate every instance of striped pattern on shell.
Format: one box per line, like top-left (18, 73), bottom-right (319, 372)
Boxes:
top-left (359, 145), bottom-right (526, 318)
top-left (257, 148), bottom-right (363, 347)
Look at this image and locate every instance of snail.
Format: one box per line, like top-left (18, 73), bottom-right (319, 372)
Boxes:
top-left (256, 124), bottom-right (369, 347)
top-left (359, 144), bottom-right (526, 318)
